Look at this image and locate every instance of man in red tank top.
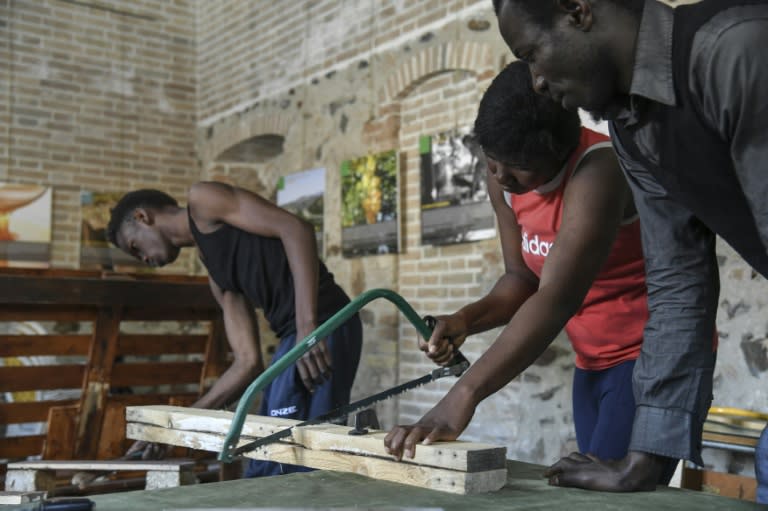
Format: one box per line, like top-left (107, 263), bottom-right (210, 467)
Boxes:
top-left (385, 62), bottom-right (675, 483)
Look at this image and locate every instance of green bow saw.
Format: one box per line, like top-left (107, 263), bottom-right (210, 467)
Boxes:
top-left (219, 288), bottom-right (438, 463)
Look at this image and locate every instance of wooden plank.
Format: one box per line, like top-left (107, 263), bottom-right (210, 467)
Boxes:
top-left (43, 405), bottom-right (79, 460)
top-left (108, 393), bottom-right (198, 406)
top-left (121, 307), bottom-right (219, 321)
top-left (0, 268), bottom-right (101, 279)
top-left (0, 399), bottom-right (78, 423)
top-left (111, 362), bottom-right (204, 387)
top-left (200, 318), bottom-right (228, 393)
top-left (0, 491), bottom-right (46, 505)
top-left (116, 334), bottom-right (208, 356)
top-left (682, 467), bottom-right (757, 501)
top-left (97, 402), bottom-right (128, 459)
top-left (702, 431), bottom-right (759, 448)
top-left (145, 468), bottom-right (197, 490)
top-left (0, 275), bottom-right (218, 309)
top-left (9, 459), bottom-right (195, 472)
top-left (0, 365), bottom-right (84, 392)
top-left (127, 423), bottom-right (506, 495)
top-left (704, 418), bottom-right (765, 436)
top-left (0, 435), bottom-right (45, 459)
top-left (0, 268), bottom-right (206, 285)
top-left (4, 469), bottom-right (56, 493)
top-left (0, 305), bottom-right (98, 321)
top-left (75, 307), bottom-right (122, 459)
top-left (0, 335), bottom-right (91, 357)
top-left (126, 406), bottom-right (506, 473)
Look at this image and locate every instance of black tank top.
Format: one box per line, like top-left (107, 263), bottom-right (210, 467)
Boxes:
top-left (188, 209), bottom-right (350, 338)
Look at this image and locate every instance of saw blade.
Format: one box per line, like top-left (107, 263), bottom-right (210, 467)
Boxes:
top-left (232, 372), bottom-right (434, 456)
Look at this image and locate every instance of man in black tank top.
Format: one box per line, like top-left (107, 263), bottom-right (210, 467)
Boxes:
top-left (107, 182), bottom-right (363, 477)
top-left (495, 0), bottom-right (768, 496)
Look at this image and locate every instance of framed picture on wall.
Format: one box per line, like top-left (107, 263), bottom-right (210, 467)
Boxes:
top-left (341, 150), bottom-right (399, 257)
top-left (420, 127), bottom-right (496, 246)
top-left (79, 190), bottom-right (151, 272)
top-left (0, 183), bottom-right (52, 268)
top-left (276, 167), bottom-right (326, 259)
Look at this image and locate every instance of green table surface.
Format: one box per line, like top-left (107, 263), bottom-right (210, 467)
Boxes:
top-left (85, 461), bottom-right (762, 511)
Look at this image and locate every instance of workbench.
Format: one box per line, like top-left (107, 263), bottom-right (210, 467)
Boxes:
top-left (85, 461), bottom-right (761, 510)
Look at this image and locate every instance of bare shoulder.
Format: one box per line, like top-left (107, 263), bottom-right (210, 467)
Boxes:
top-left (187, 181), bottom-right (236, 227)
top-left (188, 181), bottom-right (234, 205)
top-left (570, 146), bottom-right (625, 191)
top-left (564, 145), bottom-right (633, 222)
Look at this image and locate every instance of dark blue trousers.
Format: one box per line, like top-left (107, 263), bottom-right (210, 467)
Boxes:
top-left (573, 359), bottom-right (637, 461)
top-left (573, 359), bottom-right (676, 485)
top-left (244, 314), bottom-right (363, 478)
top-left (757, 425), bottom-right (768, 504)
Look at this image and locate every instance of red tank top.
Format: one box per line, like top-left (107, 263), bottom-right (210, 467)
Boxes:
top-left (506, 128), bottom-right (647, 370)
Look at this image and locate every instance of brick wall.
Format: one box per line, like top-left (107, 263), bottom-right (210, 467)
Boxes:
top-left (196, 0), bottom-right (768, 470)
top-left (1, 0), bottom-right (198, 269)
top-left (4, 0), bottom-right (766, 470)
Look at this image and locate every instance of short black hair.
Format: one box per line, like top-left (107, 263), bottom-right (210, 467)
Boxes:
top-left (474, 61), bottom-right (581, 166)
top-left (106, 189), bottom-right (178, 246)
top-left (493, 0), bottom-right (645, 25)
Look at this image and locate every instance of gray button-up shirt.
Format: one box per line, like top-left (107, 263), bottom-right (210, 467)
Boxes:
top-left (609, 0), bottom-right (768, 464)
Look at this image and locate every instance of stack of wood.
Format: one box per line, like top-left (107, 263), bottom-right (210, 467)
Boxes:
top-left (127, 405), bottom-right (509, 495)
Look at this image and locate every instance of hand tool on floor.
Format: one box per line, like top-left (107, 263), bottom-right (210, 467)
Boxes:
top-left (219, 288), bottom-right (469, 462)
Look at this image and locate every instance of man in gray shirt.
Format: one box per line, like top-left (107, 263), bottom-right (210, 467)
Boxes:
top-left (494, 0), bottom-right (768, 493)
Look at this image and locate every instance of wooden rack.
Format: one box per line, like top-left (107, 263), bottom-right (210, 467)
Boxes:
top-left (0, 269), bottom-right (228, 475)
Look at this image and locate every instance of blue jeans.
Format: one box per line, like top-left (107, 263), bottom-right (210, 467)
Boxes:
top-left (757, 424), bottom-right (768, 504)
top-left (573, 359), bottom-right (676, 485)
top-left (244, 313), bottom-right (363, 478)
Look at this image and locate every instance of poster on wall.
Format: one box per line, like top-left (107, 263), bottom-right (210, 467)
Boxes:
top-left (420, 127), bottom-right (496, 246)
top-left (276, 167), bottom-right (326, 258)
top-left (0, 183), bottom-right (52, 267)
top-left (341, 150), bottom-right (399, 257)
top-left (79, 190), bottom-right (150, 271)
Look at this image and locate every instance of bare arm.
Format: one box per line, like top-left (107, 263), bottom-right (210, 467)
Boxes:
top-left (124, 277), bottom-right (265, 459)
top-left (188, 181), bottom-right (330, 391)
top-left (386, 148), bottom-right (633, 459)
top-left (194, 276), bottom-right (264, 410)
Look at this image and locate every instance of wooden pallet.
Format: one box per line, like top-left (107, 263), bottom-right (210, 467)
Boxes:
top-left (126, 405), bottom-right (508, 495)
top-left (5, 459), bottom-right (197, 493)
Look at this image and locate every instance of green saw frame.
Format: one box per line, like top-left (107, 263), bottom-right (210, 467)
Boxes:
top-left (219, 288), bottom-right (433, 463)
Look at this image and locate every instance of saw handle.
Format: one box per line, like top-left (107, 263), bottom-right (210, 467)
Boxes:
top-left (423, 315), bottom-right (469, 368)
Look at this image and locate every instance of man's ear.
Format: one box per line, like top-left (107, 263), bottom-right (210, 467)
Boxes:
top-left (133, 207), bottom-right (152, 225)
top-left (556, 0), bottom-right (593, 31)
